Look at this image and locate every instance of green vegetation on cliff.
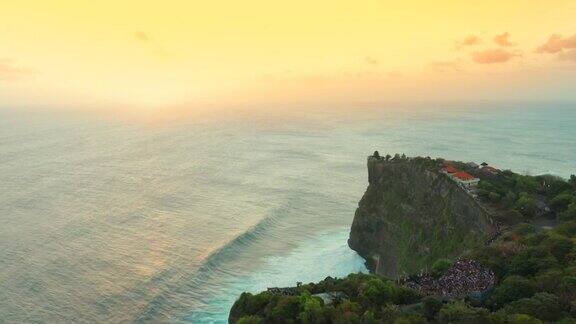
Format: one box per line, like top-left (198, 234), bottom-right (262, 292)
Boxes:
top-left (229, 157), bottom-right (576, 323)
top-left (476, 170), bottom-right (576, 222)
top-left (231, 219), bottom-right (576, 323)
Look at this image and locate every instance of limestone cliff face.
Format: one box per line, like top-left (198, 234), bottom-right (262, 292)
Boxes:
top-left (348, 156), bottom-right (496, 278)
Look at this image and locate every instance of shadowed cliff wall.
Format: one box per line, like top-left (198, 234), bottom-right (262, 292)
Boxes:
top-left (349, 156), bottom-right (496, 278)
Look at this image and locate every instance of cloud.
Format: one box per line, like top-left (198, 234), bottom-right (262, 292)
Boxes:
top-left (471, 49), bottom-right (519, 64)
top-left (134, 31), bottom-right (151, 42)
top-left (455, 35), bottom-right (481, 49)
top-left (494, 32), bottom-right (514, 47)
top-left (559, 49), bottom-right (576, 62)
top-left (0, 59), bottom-right (34, 81)
top-left (536, 33), bottom-right (576, 53)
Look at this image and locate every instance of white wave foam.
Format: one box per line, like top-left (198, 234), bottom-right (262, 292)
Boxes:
top-left (187, 227), bottom-right (367, 323)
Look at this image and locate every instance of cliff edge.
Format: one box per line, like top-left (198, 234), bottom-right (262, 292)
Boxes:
top-left (348, 154), bottom-right (498, 278)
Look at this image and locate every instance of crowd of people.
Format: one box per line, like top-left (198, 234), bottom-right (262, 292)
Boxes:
top-left (266, 287), bottom-right (299, 296)
top-left (405, 259), bottom-right (495, 298)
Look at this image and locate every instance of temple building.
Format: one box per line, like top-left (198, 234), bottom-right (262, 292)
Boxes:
top-left (441, 164), bottom-right (480, 190)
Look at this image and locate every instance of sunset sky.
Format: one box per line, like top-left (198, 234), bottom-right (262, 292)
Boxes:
top-left (1, 0), bottom-right (576, 111)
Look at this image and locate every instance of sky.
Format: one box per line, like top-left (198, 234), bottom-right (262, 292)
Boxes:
top-left (1, 0), bottom-right (576, 112)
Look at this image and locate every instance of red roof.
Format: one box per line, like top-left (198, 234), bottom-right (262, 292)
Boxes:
top-left (453, 171), bottom-right (476, 181)
top-left (443, 165), bottom-right (458, 173)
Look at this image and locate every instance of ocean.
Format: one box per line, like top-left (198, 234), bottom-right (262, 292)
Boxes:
top-left (0, 103), bottom-right (575, 323)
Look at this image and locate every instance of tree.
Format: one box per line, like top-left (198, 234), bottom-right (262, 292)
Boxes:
top-left (533, 269), bottom-right (563, 292)
top-left (394, 314), bottom-right (427, 323)
top-left (271, 296), bottom-right (302, 320)
top-left (555, 220), bottom-right (576, 237)
top-left (232, 292), bottom-right (271, 318)
top-left (560, 202), bottom-right (576, 221)
top-left (360, 310), bottom-right (377, 324)
top-left (298, 294), bottom-right (325, 324)
top-left (359, 278), bottom-right (393, 306)
top-left (541, 233), bottom-right (573, 263)
top-left (431, 259), bottom-right (452, 277)
top-left (506, 314), bottom-right (542, 324)
top-left (513, 223), bottom-right (536, 236)
top-left (537, 174), bottom-right (570, 196)
top-left (569, 174), bottom-right (576, 188)
top-left (558, 276), bottom-right (576, 299)
top-left (514, 176), bottom-right (539, 194)
top-left (489, 192), bottom-right (502, 202)
top-left (486, 276), bottom-right (535, 309)
top-left (551, 193), bottom-right (574, 211)
top-left (502, 293), bottom-right (562, 321)
top-left (515, 192), bottom-right (538, 218)
top-left (503, 191), bottom-right (518, 207)
top-left (438, 301), bottom-right (489, 323)
top-left (504, 209), bottom-right (524, 224)
top-left (422, 296), bottom-right (443, 319)
top-left (509, 248), bottom-right (557, 277)
top-left (380, 304), bottom-right (400, 322)
top-left (392, 286), bottom-right (421, 305)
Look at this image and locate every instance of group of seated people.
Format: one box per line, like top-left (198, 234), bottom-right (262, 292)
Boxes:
top-left (405, 259), bottom-right (496, 298)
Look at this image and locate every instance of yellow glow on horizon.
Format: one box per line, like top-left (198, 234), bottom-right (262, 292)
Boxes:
top-left (1, 0), bottom-right (575, 110)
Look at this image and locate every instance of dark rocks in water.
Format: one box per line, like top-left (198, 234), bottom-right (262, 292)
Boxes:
top-left (349, 155), bottom-right (498, 278)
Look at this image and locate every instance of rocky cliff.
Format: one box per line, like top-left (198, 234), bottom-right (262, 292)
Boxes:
top-left (348, 155), bottom-right (497, 278)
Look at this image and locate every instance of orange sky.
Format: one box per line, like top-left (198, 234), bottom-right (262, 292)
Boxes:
top-left (1, 0), bottom-right (575, 111)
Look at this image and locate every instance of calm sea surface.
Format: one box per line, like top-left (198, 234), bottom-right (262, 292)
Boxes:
top-left (0, 103), bottom-right (575, 323)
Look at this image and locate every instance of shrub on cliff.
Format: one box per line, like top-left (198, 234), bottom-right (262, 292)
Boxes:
top-left (551, 193), bottom-right (574, 211)
top-left (270, 296), bottom-right (303, 320)
top-left (297, 293), bottom-right (325, 323)
top-left (512, 222), bottom-right (536, 236)
top-left (393, 286), bottom-right (421, 305)
top-left (533, 269), bottom-right (563, 292)
top-left (570, 175), bottom-right (576, 188)
top-left (486, 276), bottom-right (535, 309)
top-left (508, 247), bottom-right (558, 277)
top-left (560, 202), bottom-right (576, 221)
top-left (555, 220), bottom-right (576, 236)
top-left (516, 193), bottom-right (538, 218)
top-left (230, 292), bottom-right (272, 321)
top-left (422, 296), bottom-right (443, 319)
top-left (502, 292), bottom-right (563, 321)
top-left (358, 278), bottom-right (394, 306)
top-left (438, 301), bottom-right (490, 323)
top-left (492, 313), bottom-right (543, 324)
top-left (431, 258), bottom-right (452, 277)
top-left (540, 233), bottom-right (573, 263)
